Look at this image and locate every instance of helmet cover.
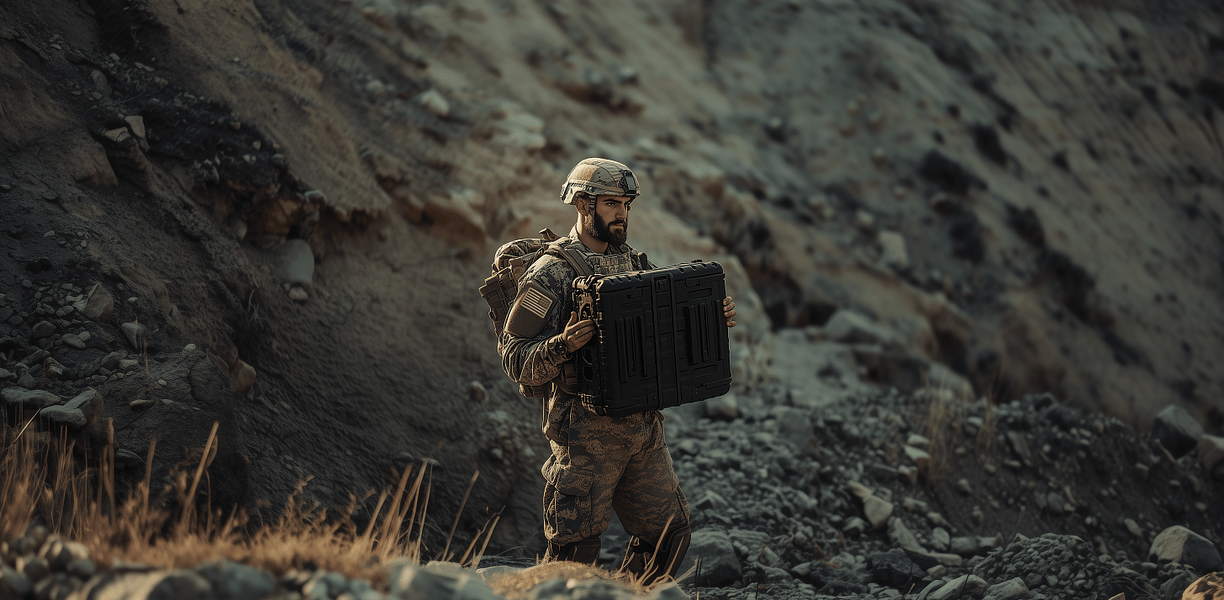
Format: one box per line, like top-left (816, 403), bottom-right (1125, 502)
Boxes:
top-left (560, 158), bottom-right (640, 204)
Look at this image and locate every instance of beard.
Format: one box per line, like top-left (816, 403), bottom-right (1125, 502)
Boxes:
top-left (587, 211), bottom-right (628, 246)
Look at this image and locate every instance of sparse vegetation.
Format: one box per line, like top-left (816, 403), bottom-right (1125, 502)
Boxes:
top-left (0, 419), bottom-right (669, 595)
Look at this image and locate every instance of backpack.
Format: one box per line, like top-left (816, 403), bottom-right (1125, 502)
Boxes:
top-left (479, 228), bottom-right (593, 397)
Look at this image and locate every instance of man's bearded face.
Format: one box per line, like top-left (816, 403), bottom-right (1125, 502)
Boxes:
top-left (586, 201), bottom-right (628, 246)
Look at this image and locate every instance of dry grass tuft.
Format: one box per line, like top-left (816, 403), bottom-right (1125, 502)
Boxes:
top-left (0, 418), bottom-right (493, 585)
top-left (917, 388), bottom-right (959, 485)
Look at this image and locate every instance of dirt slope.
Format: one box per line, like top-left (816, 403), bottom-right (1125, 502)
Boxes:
top-left (1, 0), bottom-right (1222, 556)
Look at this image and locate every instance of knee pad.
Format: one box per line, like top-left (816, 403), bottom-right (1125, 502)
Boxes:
top-left (622, 524), bottom-right (692, 585)
top-left (546, 535), bottom-right (602, 565)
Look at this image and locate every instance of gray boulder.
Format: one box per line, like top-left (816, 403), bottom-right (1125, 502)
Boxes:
top-left (1149, 526), bottom-right (1223, 574)
top-left (678, 529), bottom-right (742, 587)
top-left (1150, 404), bottom-right (1205, 458)
top-left (2, 387), bottom-right (60, 409)
top-left (869, 548), bottom-right (925, 588)
top-left (195, 560), bottom-right (275, 600)
top-left (983, 577), bottom-right (1029, 600)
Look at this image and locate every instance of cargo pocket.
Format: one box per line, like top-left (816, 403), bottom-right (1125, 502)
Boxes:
top-left (542, 460), bottom-right (595, 541)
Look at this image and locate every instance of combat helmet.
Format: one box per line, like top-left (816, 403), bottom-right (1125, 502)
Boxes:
top-left (560, 158), bottom-right (640, 205)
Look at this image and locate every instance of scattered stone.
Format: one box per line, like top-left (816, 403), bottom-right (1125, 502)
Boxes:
top-left (950, 536), bottom-right (980, 556)
top-left (878, 231), bottom-right (909, 269)
top-left (863, 496), bottom-right (894, 530)
top-left (931, 527), bottom-right (950, 551)
top-left (469, 380), bottom-right (487, 402)
top-left (855, 210), bottom-right (875, 230)
top-left (1199, 435), bottom-right (1224, 472)
top-left (869, 548), bottom-right (925, 588)
top-left (65, 388), bottom-right (103, 422)
top-left (40, 405), bottom-right (87, 428)
top-left (31, 320), bottom-right (56, 339)
top-left (1149, 526), bottom-right (1224, 573)
top-left (927, 575), bottom-right (988, 600)
top-left (1150, 404), bottom-right (1205, 458)
top-left (954, 478), bottom-right (972, 495)
top-left (0, 368), bottom-right (14, 381)
top-left (415, 89), bottom-right (450, 118)
top-left (0, 564), bottom-right (32, 597)
top-left (121, 321), bottom-right (149, 351)
top-left (1124, 518), bottom-right (1143, 538)
top-left (905, 445), bottom-right (932, 472)
top-left (842, 516), bottom-right (868, 538)
top-left (898, 465), bottom-right (919, 486)
top-left (196, 560), bottom-right (276, 600)
top-left (983, 577), bottom-right (1029, 600)
top-left (678, 529), bottom-right (742, 586)
top-left (77, 283), bottom-right (114, 322)
top-left (62, 333), bottom-right (87, 347)
top-left (705, 394), bottom-right (738, 420)
top-left (2, 387), bottom-right (60, 409)
top-left (289, 286), bottom-right (309, 302)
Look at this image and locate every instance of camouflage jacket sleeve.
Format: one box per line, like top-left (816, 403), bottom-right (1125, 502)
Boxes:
top-left (499, 257), bottom-right (575, 387)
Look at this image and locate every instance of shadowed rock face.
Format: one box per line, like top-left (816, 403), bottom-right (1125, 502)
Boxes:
top-left (0, 0), bottom-right (1221, 556)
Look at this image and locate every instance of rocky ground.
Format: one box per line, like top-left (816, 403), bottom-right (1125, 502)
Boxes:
top-left (2, 0), bottom-right (1224, 598)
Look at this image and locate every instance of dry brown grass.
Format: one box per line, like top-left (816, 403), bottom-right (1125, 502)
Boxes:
top-left (918, 389), bottom-right (958, 485)
top-left (0, 418), bottom-right (499, 585)
top-left (1, 418), bottom-right (681, 597)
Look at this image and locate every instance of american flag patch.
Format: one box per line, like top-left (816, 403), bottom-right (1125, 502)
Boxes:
top-left (521, 287), bottom-right (553, 318)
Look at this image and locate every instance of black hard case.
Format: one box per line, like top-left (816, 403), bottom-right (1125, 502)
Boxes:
top-left (574, 261), bottom-right (732, 417)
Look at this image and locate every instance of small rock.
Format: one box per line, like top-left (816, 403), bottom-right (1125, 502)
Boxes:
top-left (41, 405), bottom-right (87, 428)
top-left (1, 564), bottom-right (33, 597)
top-left (678, 529), bottom-right (743, 586)
top-left (898, 465), bottom-right (919, 486)
top-left (121, 322), bottom-right (148, 351)
top-left (847, 481), bottom-right (874, 499)
top-left (415, 89), bottom-right (450, 118)
top-left (196, 560), bottom-right (276, 600)
top-left (1196, 435), bottom-right (1224, 473)
top-left (1044, 492), bottom-right (1066, 515)
top-left (288, 286), bottom-right (308, 302)
top-left (2, 387), bottom-right (60, 409)
top-left (0, 368), bottom-right (15, 381)
top-left (842, 517), bottom-right (868, 538)
top-left (1151, 404), bottom-right (1205, 458)
top-left (929, 575), bottom-right (988, 600)
top-left (931, 527), bottom-right (950, 551)
top-left (1149, 525), bottom-right (1224, 573)
top-left (904, 445), bottom-right (932, 473)
top-left (78, 284), bottom-right (114, 322)
top-left (983, 577), bottom-right (1029, 600)
top-left (950, 536), bottom-right (980, 556)
top-left (469, 381), bottom-right (487, 402)
top-left (1124, 518), bottom-right (1144, 538)
top-left (705, 394), bottom-right (738, 420)
top-left (65, 388), bottom-right (103, 422)
top-left (869, 548), bottom-right (925, 588)
top-left (62, 333), bottom-right (86, 349)
top-left (31, 321), bottom-right (56, 339)
top-left (972, 506), bottom-right (984, 526)
top-left (125, 115), bottom-right (146, 139)
top-left (878, 231), bottom-right (908, 269)
top-left (103, 128), bottom-right (131, 143)
top-left (863, 496), bottom-right (894, 530)
top-left (855, 210), bottom-right (875, 230)
top-left (954, 478), bottom-right (972, 495)
top-left (130, 399), bottom-right (155, 410)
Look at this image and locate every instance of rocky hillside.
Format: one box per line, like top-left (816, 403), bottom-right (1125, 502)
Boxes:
top-left (1, 0), bottom-right (1222, 571)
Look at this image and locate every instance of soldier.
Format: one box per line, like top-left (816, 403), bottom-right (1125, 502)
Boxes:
top-left (499, 158), bottom-right (737, 584)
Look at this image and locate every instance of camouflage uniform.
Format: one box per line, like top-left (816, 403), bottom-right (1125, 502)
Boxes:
top-left (500, 227), bottom-right (691, 552)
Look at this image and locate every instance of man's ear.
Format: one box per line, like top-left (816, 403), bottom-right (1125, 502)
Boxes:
top-left (574, 196), bottom-right (591, 216)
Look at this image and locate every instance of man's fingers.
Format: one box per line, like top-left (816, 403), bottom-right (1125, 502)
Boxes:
top-left (567, 311), bottom-right (579, 326)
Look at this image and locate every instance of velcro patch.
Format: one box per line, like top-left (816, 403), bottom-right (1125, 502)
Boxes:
top-left (505, 281), bottom-right (558, 338)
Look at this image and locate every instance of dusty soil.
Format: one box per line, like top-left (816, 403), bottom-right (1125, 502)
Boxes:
top-left (1, 0), bottom-right (1222, 565)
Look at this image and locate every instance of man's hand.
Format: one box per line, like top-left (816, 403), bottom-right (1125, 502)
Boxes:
top-left (723, 296), bottom-right (738, 327)
top-left (562, 310), bottom-right (597, 352)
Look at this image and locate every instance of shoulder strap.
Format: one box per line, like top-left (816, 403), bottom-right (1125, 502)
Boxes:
top-left (546, 239), bottom-right (594, 277)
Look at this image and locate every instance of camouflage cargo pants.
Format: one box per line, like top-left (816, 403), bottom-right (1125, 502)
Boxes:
top-left (541, 398), bottom-right (690, 547)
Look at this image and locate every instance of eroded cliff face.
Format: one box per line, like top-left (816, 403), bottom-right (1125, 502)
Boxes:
top-left (1, 0), bottom-right (1221, 549)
